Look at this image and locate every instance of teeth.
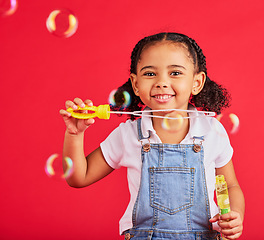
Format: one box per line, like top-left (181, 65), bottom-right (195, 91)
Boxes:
top-left (155, 95), bottom-right (171, 99)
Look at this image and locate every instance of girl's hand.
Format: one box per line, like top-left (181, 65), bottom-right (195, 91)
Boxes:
top-left (59, 98), bottom-right (95, 135)
top-left (210, 211), bottom-right (243, 239)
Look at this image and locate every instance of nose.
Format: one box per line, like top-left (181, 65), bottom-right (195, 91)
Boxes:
top-left (154, 80), bottom-right (168, 89)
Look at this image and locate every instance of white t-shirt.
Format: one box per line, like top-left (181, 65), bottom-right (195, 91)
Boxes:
top-left (100, 107), bottom-right (233, 235)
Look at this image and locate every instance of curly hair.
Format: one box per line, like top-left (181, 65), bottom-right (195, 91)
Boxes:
top-left (111, 32), bottom-right (231, 119)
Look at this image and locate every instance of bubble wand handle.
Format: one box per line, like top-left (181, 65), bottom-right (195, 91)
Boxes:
top-left (67, 104), bottom-right (110, 119)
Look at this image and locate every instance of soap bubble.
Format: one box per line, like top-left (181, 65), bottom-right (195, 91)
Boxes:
top-left (46, 9), bottom-right (78, 38)
top-left (45, 154), bottom-right (74, 180)
top-left (0, 0), bottom-right (18, 16)
top-left (215, 112), bottom-right (240, 135)
top-left (161, 111), bottom-right (184, 132)
top-left (109, 89), bottom-right (131, 109)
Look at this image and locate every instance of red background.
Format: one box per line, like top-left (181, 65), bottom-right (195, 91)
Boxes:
top-left (1, 0), bottom-right (263, 239)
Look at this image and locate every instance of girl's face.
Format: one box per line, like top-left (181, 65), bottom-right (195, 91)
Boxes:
top-left (130, 42), bottom-right (205, 113)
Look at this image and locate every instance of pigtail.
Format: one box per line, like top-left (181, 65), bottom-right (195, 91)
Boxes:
top-left (191, 76), bottom-right (231, 115)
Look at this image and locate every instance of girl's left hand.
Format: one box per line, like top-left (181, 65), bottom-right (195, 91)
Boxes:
top-left (210, 211), bottom-right (243, 239)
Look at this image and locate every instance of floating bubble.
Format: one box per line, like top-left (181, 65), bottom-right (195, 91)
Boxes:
top-left (215, 112), bottom-right (240, 135)
top-left (46, 9), bottom-right (78, 38)
top-left (0, 0), bottom-right (18, 16)
top-left (161, 111), bottom-right (184, 132)
top-left (45, 153), bottom-right (74, 180)
top-left (108, 89), bottom-right (131, 109)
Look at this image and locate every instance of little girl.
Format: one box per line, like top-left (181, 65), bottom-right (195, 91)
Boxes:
top-left (60, 32), bottom-right (244, 240)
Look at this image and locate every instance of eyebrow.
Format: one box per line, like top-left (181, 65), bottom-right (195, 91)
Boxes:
top-left (169, 65), bottom-right (186, 70)
top-left (140, 65), bottom-right (186, 72)
top-left (140, 66), bottom-right (156, 72)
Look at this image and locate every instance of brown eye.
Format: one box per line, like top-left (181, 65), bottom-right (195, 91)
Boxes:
top-left (144, 72), bottom-right (155, 76)
top-left (171, 71), bottom-right (181, 76)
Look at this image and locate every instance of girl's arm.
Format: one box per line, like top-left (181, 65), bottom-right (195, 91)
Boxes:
top-left (210, 160), bottom-right (245, 239)
top-left (60, 98), bottom-right (114, 188)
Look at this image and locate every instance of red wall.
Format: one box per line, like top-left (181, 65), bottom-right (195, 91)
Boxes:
top-left (1, 0), bottom-right (263, 239)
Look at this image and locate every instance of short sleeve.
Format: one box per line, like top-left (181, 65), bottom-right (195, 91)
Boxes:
top-left (100, 123), bottom-right (125, 169)
top-left (212, 118), bottom-right (234, 168)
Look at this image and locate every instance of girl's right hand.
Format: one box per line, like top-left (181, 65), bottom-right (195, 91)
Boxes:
top-left (59, 98), bottom-right (95, 135)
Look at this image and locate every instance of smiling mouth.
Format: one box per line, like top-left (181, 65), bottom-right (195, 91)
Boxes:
top-left (151, 94), bottom-right (175, 103)
top-left (152, 94), bottom-right (175, 100)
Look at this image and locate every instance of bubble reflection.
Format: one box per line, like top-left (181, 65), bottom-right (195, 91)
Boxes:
top-left (0, 0), bottom-right (18, 16)
top-left (46, 9), bottom-right (78, 38)
top-left (161, 111), bottom-right (184, 132)
top-left (216, 112), bottom-right (240, 135)
top-left (45, 154), bottom-right (74, 180)
top-left (109, 89), bottom-right (131, 109)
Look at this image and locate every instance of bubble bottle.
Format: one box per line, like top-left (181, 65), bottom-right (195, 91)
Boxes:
top-left (67, 104), bottom-right (110, 119)
top-left (215, 175), bottom-right (231, 215)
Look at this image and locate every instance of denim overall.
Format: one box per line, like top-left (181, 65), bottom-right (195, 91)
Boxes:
top-left (124, 118), bottom-right (221, 240)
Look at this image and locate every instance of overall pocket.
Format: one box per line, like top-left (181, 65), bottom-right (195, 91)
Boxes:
top-left (149, 167), bottom-right (195, 214)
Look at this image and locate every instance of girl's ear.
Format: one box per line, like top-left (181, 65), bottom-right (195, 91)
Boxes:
top-left (130, 73), bottom-right (139, 96)
top-left (192, 71), bottom-right (206, 95)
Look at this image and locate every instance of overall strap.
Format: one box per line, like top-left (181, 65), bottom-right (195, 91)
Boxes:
top-left (137, 118), bottom-right (150, 141)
